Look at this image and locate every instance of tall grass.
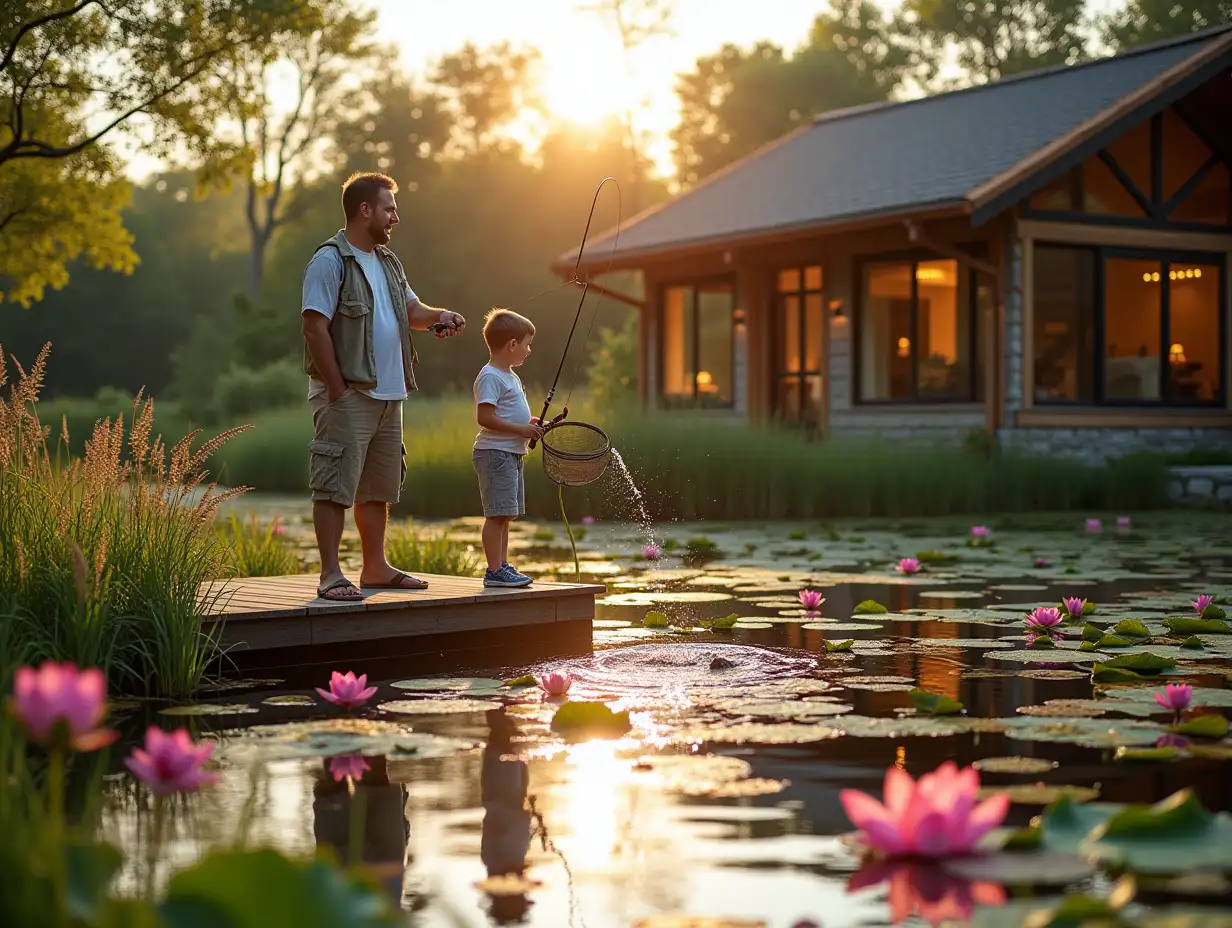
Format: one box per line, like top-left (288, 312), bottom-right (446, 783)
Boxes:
top-left (217, 513), bottom-right (302, 577)
top-left (386, 519), bottom-right (480, 577)
top-left (206, 395), bottom-right (1169, 520)
top-left (0, 345), bottom-right (246, 697)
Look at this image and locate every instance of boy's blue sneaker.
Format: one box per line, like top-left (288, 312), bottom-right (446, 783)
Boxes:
top-left (483, 564), bottom-right (533, 588)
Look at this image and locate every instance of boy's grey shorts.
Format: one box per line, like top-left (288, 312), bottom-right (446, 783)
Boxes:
top-left (473, 449), bottom-right (526, 518)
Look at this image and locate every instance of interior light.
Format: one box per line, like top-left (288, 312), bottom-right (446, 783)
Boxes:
top-left (1169, 270), bottom-right (1177, 280)
top-left (1151, 272), bottom-right (1160, 282)
top-left (915, 268), bottom-right (945, 283)
top-left (1169, 343), bottom-right (1187, 364)
top-left (1195, 268), bottom-right (1202, 278)
top-left (1142, 272), bottom-right (1151, 282)
top-left (896, 337), bottom-right (911, 358)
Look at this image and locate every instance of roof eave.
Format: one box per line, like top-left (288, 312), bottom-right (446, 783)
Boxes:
top-left (967, 30), bottom-right (1232, 227)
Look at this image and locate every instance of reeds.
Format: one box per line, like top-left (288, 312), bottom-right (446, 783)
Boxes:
top-left (0, 345), bottom-right (248, 697)
top-left (385, 519), bottom-right (480, 578)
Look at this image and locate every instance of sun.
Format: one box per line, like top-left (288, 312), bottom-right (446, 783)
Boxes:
top-left (535, 37), bottom-right (631, 128)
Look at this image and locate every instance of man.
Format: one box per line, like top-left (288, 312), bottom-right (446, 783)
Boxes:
top-left (301, 171), bottom-right (466, 601)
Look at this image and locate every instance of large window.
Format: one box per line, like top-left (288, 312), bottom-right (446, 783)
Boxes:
top-left (1025, 108), bottom-right (1231, 229)
top-left (1033, 245), bottom-right (1225, 406)
top-left (660, 280), bottom-right (734, 407)
top-left (773, 265), bottom-right (824, 424)
top-left (857, 257), bottom-right (979, 402)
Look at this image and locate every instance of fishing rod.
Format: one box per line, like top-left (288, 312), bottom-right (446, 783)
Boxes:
top-left (528, 176), bottom-right (622, 451)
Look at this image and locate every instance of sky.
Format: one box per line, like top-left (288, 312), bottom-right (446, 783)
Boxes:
top-left (122, 0), bottom-right (1125, 180)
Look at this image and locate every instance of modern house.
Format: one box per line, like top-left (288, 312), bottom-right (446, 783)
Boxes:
top-left (552, 27), bottom-right (1232, 461)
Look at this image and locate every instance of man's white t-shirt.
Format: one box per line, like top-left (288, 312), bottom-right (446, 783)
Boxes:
top-left (473, 364), bottom-right (532, 454)
top-left (300, 243), bottom-right (417, 401)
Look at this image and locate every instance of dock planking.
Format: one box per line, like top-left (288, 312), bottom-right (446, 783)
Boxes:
top-left (198, 573), bottom-right (605, 666)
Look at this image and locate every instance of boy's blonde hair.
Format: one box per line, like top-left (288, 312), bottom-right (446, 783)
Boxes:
top-left (483, 308), bottom-right (536, 351)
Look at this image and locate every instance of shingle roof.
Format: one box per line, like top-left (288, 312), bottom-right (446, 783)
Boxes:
top-left (558, 26), bottom-right (1232, 269)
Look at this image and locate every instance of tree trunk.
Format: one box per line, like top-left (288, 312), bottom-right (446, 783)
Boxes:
top-left (248, 228), bottom-right (268, 300)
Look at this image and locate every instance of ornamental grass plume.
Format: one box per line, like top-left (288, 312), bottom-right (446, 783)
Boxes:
top-left (125, 726), bottom-right (216, 795)
top-left (315, 670), bottom-right (378, 710)
top-left (8, 661), bottom-right (116, 752)
top-left (839, 762), bottom-right (1009, 858)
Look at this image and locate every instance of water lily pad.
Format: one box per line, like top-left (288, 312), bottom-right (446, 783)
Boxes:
top-left (160, 703), bottom-right (260, 716)
top-left (732, 621), bottom-right (773, 629)
top-left (1018, 701), bottom-right (1107, 719)
top-left (823, 639), bottom-right (854, 653)
top-left (1172, 714), bottom-right (1230, 739)
top-left (644, 611), bottom-right (669, 628)
top-left (991, 649), bottom-right (1105, 664)
top-left (972, 756), bottom-right (1059, 774)
top-left (1166, 617), bottom-right (1232, 635)
top-left (550, 701), bottom-right (631, 739)
top-left (909, 688), bottom-right (963, 715)
top-left (603, 591), bottom-right (735, 606)
top-left (943, 852), bottom-right (1095, 884)
top-left (1116, 746), bottom-right (1184, 762)
top-left (913, 638), bottom-right (1013, 649)
top-left (1000, 716), bottom-right (1163, 748)
top-left (980, 783), bottom-right (1100, 805)
top-left (260, 695), bottom-right (317, 707)
top-left (379, 698), bottom-right (502, 715)
top-left (1100, 652), bottom-right (1177, 672)
top-left (214, 718), bottom-right (477, 763)
top-left (670, 721), bottom-right (842, 746)
top-left (800, 622), bottom-right (882, 631)
top-left (735, 700), bottom-right (853, 720)
top-left (1018, 669), bottom-right (1091, 681)
top-left (853, 600), bottom-right (888, 614)
top-left (389, 677), bottom-right (504, 694)
top-left (1112, 619), bottom-right (1152, 638)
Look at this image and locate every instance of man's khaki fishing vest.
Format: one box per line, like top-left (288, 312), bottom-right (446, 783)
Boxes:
top-left (303, 230), bottom-right (419, 393)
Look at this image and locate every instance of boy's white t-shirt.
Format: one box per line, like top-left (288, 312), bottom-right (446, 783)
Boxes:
top-left (473, 364), bottom-right (532, 454)
top-left (300, 244), bottom-right (417, 401)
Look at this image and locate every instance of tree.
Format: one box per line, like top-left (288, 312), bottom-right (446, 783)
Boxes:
top-left (673, 1), bottom-right (898, 186)
top-left (205, 1), bottom-right (379, 299)
top-left (430, 42), bottom-right (542, 157)
top-left (1099, 1), bottom-right (1232, 50)
top-left (895, 0), bottom-right (1089, 88)
top-left (578, 0), bottom-right (675, 211)
top-left (0, 0), bottom-right (313, 305)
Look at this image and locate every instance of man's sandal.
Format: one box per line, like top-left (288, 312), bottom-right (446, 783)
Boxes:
top-left (316, 577), bottom-right (364, 601)
top-left (360, 570), bottom-right (429, 591)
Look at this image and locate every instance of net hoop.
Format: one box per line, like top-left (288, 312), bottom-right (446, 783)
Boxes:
top-left (540, 421), bottom-right (611, 487)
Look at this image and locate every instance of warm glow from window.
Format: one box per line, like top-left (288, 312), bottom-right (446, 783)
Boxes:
top-left (696, 370), bottom-right (717, 392)
top-left (1169, 343), bottom-right (1186, 364)
top-left (896, 337), bottom-right (911, 358)
top-left (915, 267), bottom-right (945, 283)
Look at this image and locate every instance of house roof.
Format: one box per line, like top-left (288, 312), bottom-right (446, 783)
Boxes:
top-left (556, 26), bottom-right (1232, 272)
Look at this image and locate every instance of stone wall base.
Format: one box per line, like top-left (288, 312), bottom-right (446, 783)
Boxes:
top-left (1166, 466), bottom-right (1232, 504)
top-left (997, 427), bottom-right (1232, 464)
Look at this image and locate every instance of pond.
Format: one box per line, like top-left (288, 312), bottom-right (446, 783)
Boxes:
top-left (100, 506), bottom-right (1232, 927)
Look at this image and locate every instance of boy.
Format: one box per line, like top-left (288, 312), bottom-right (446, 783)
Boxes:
top-left (474, 308), bottom-right (544, 588)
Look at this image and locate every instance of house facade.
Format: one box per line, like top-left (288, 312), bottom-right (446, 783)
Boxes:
top-left (553, 28), bottom-right (1232, 462)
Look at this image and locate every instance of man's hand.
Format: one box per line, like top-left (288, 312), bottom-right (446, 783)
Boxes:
top-left (434, 310), bottom-right (466, 339)
top-left (327, 382), bottom-right (348, 404)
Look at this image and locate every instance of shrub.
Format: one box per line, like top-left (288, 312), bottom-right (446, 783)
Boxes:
top-left (0, 345), bottom-right (244, 697)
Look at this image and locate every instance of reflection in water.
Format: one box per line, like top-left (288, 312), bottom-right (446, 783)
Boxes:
top-left (312, 754), bottom-right (408, 906)
top-left (481, 708), bottom-right (534, 924)
top-left (848, 860), bottom-right (1006, 926)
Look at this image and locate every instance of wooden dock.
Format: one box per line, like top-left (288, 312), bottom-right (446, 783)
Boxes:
top-left (198, 573), bottom-right (606, 671)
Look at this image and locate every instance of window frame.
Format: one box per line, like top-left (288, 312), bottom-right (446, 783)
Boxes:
top-left (656, 274), bottom-right (737, 409)
top-left (1032, 242), bottom-right (1227, 408)
top-left (853, 250), bottom-right (982, 405)
top-left (771, 264), bottom-right (825, 424)
top-left (1021, 110), bottom-right (1232, 232)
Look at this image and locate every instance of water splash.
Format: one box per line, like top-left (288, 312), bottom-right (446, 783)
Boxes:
top-left (609, 447), bottom-right (655, 545)
top-left (557, 643), bottom-right (815, 695)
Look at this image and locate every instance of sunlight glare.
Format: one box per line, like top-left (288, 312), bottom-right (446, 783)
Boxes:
top-left (557, 740), bottom-right (631, 871)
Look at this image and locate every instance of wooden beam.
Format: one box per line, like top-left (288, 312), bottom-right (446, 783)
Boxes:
top-left (554, 272), bottom-right (646, 310)
top-left (904, 220), bottom-right (1003, 280)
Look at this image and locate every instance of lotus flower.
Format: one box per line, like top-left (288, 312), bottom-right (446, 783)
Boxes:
top-left (1153, 683), bottom-right (1191, 716)
top-left (1025, 607), bottom-right (1063, 631)
top-left (848, 861), bottom-right (1007, 926)
top-left (1117, 516), bottom-right (1131, 529)
top-left (839, 762), bottom-right (1009, 858)
top-left (539, 671), bottom-right (572, 697)
top-left (581, 516), bottom-right (596, 526)
top-left (1155, 733), bottom-right (1191, 750)
top-left (328, 755), bottom-right (370, 783)
top-left (271, 520), bottom-right (285, 536)
top-left (897, 558), bottom-right (921, 575)
top-left (8, 661), bottom-right (116, 752)
top-left (1061, 597), bottom-right (1086, 618)
top-left (315, 670), bottom-right (377, 710)
top-left (642, 543), bottom-right (662, 561)
top-left (1085, 518), bottom-right (1102, 532)
top-left (798, 589), bottom-right (825, 611)
top-left (1032, 557), bottom-right (1049, 568)
top-left (969, 526), bottom-right (989, 538)
top-left (1193, 594), bottom-right (1215, 615)
top-left (125, 727), bottom-right (216, 795)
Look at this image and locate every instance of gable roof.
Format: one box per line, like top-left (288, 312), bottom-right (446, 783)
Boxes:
top-left (556, 26), bottom-right (1232, 271)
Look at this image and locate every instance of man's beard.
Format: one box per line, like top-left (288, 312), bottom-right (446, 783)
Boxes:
top-left (372, 221), bottom-right (393, 244)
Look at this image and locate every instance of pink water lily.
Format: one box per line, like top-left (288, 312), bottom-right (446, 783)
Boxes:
top-left (271, 520), bottom-right (285, 536)
top-left (642, 543), bottom-right (662, 561)
top-left (315, 670), bottom-right (377, 710)
top-left (328, 755), bottom-right (370, 783)
top-left (1155, 733), bottom-right (1191, 750)
top-left (1025, 606), bottom-right (1063, 631)
top-left (798, 589), bottom-right (825, 611)
top-left (1154, 683), bottom-right (1192, 715)
top-left (1117, 516), bottom-right (1131, 529)
top-left (1085, 518), bottom-right (1102, 532)
top-left (848, 861), bottom-right (1007, 926)
top-left (897, 558), bottom-right (921, 575)
top-left (1032, 557), bottom-right (1049, 568)
top-left (539, 671), bottom-right (573, 696)
top-left (969, 526), bottom-right (989, 538)
top-left (581, 516), bottom-right (596, 526)
top-left (1193, 594), bottom-right (1215, 614)
top-left (839, 762), bottom-right (1009, 859)
top-left (125, 727), bottom-right (216, 795)
top-left (8, 661), bottom-right (116, 752)
top-left (1061, 597), bottom-right (1086, 617)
